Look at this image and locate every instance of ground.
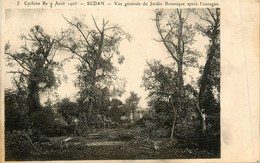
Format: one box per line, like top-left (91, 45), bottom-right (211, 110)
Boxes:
top-left (13, 127), bottom-right (219, 161)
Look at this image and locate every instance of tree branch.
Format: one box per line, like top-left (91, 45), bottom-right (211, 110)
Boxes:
top-left (155, 14), bottom-right (179, 62)
top-left (207, 8), bottom-right (216, 23)
top-left (31, 28), bottom-right (45, 52)
top-left (57, 41), bottom-right (91, 69)
top-left (5, 52), bottom-right (32, 72)
top-left (7, 71), bottom-right (29, 78)
top-left (92, 15), bottom-right (102, 33)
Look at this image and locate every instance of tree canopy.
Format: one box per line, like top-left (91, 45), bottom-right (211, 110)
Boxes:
top-left (56, 15), bottom-right (131, 135)
top-left (154, 9), bottom-right (201, 97)
top-left (5, 25), bottom-right (63, 114)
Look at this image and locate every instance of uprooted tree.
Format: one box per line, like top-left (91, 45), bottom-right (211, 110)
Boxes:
top-left (58, 15), bottom-right (130, 135)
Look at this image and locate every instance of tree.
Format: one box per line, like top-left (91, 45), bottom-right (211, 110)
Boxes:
top-left (196, 8), bottom-right (220, 114)
top-left (125, 91), bottom-right (141, 119)
top-left (109, 99), bottom-right (124, 123)
top-left (196, 8), bottom-right (220, 146)
top-left (94, 87), bottom-right (111, 117)
top-left (58, 15), bottom-right (130, 134)
top-left (5, 25), bottom-right (63, 115)
top-left (154, 9), bottom-right (200, 97)
top-left (142, 60), bottom-right (179, 139)
top-left (154, 9), bottom-right (202, 140)
top-left (143, 60), bottom-right (201, 139)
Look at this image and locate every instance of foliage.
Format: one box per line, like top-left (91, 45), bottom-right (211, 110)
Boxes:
top-left (142, 59), bottom-right (203, 140)
top-left (29, 101), bottom-right (64, 137)
top-left (108, 98), bottom-right (125, 123)
top-left (154, 9), bottom-right (201, 97)
top-left (196, 8), bottom-right (220, 150)
top-left (94, 87), bottom-right (111, 116)
top-left (5, 25), bottom-right (63, 114)
top-left (136, 110), bottom-right (171, 139)
top-left (58, 16), bottom-right (130, 132)
top-left (196, 8), bottom-right (220, 113)
top-left (142, 60), bottom-right (178, 101)
top-left (30, 106), bottom-right (62, 137)
top-left (124, 91), bottom-right (141, 116)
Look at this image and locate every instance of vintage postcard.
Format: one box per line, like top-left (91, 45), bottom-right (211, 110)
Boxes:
top-left (0, 0), bottom-right (259, 162)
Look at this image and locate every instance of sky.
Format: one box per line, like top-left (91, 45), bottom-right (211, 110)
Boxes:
top-left (4, 8), bottom-right (209, 108)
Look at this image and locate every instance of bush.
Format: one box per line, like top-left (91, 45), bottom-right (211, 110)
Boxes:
top-left (29, 108), bottom-right (63, 137)
top-left (137, 111), bottom-right (171, 139)
top-left (175, 120), bottom-right (200, 140)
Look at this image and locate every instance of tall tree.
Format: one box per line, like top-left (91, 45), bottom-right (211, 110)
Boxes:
top-left (59, 16), bottom-right (130, 134)
top-left (154, 9), bottom-right (200, 140)
top-left (196, 8), bottom-right (220, 137)
top-left (154, 9), bottom-right (199, 97)
top-left (5, 25), bottom-right (63, 114)
top-left (109, 98), bottom-right (124, 123)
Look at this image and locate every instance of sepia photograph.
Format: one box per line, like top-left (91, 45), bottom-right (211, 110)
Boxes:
top-left (2, 7), bottom-right (221, 161)
top-left (0, 0), bottom-right (258, 161)
top-left (4, 8), bottom-right (221, 161)
top-left (1, 0), bottom-right (259, 162)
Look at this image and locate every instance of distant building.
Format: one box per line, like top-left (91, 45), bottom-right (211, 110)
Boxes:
top-left (134, 107), bottom-right (147, 120)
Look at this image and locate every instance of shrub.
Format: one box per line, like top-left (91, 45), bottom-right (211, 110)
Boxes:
top-left (137, 110), bottom-right (171, 139)
top-left (29, 108), bottom-right (63, 137)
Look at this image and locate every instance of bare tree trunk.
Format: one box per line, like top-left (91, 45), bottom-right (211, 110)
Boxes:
top-left (27, 81), bottom-right (41, 114)
top-left (170, 109), bottom-right (177, 140)
top-left (170, 99), bottom-right (177, 140)
top-left (177, 63), bottom-right (184, 97)
top-left (195, 102), bottom-right (206, 135)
